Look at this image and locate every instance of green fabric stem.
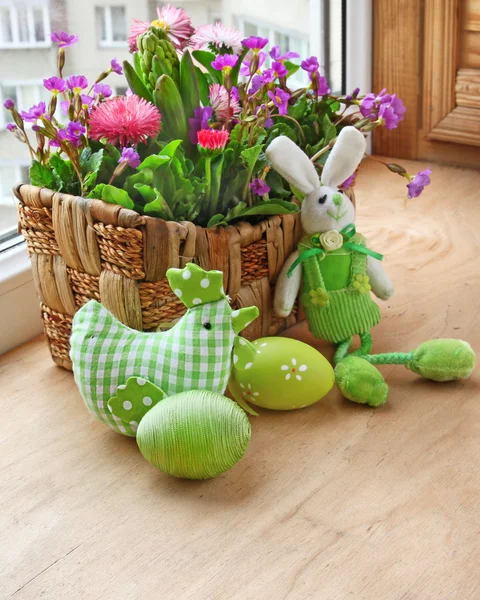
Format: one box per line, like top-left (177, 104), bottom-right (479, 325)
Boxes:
top-left (363, 352), bottom-right (414, 365)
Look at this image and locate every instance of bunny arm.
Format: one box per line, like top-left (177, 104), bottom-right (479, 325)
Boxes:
top-left (367, 256), bottom-right (394, 300)
top-left (274, 250), bottom-right (302, 318)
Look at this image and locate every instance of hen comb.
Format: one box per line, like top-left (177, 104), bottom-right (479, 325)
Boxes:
top-left (166, 263), bottom-right (226, 308)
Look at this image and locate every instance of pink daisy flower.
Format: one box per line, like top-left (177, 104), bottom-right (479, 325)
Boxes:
top-left (190, 22), bottom-right (243, 54)
top-left (128, 5), bottom-right (194, 53)
top-left (197, 129), bottom-right (230, 151)
top-left (209, 84), bottom-right (241, 122)
top-left (88, 95), bottom-right (161, 146)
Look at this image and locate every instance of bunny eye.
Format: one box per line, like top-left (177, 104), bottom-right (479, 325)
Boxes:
top-left (318, 194), bottom-right (327, 205)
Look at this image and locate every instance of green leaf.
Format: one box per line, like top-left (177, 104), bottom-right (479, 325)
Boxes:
top-left (124, 170), bottom-right (153, 198)
top-left (222, 169), bottom-right (250, 206)
top-left (191, 50), bottom-right (221, 83)
top-left (83, 171), bottom-right (98, 191)
top-left (123, 60), bottom-right (152, 102)
top-left (266, 169), bottom-right (291, 198)
top-left (87, 183), bottom-right (106, 199)
top-left (81, 149), bottom-right (104, 176)
top-left (143, 189), bottom-right (174, 220)
top-left (153, 75), bottom-right (188, 144)
top-left (160, 140), bottom-right (183, 158)
top-left (207, 214), bottom-right (228, 228)
top-left (288, 96), bottom-right (308, 120)
top-left (180, 50), bottom-right (203, 120)
top-left (48, 153), bottom-right (74, 190)
top-left (102, 185), bottom-right (134, 209)
top-left (138, 154), bottom-right (171, 171)
top-left (195, 67), bottom-right (210, 106)
top-left (29, 160), bottom-right (56, 189)
top-left (241, 145), bottom-right (263, 171)
top-left (80, 147), bottom-right (92, 165)
top-left (227, 200), bottom-right (299, 220)
top-left (152, 55), bottom-right (172, 84)
top-left (209, 153), bottom-right (224, 215)
top-left (134, 183), bottom-right (158, 204)
top-left (322, 114), bottom-right (337, 145)
top-left (284, 60), bottom-right (300, 79)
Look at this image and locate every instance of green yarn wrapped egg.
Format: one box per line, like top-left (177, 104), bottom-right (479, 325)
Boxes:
top-left (136, 390), bottom-right (251, 480)
top-left (229, 337), bottom-right (335, 411)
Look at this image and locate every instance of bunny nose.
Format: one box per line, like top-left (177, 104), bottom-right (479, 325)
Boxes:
top-left (333, 193), bottom-right (343, 206)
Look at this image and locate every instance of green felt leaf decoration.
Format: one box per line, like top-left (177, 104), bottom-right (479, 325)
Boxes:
top-left (166, 263), bottom-right (225, 308)
top-left (108, 377), bottom-right (167, 427)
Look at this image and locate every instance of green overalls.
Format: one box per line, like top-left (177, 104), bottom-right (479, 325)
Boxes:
top-left (299, 233), bottom-right (381, 343)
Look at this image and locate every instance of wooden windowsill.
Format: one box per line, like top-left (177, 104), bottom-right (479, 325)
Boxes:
top-left (1, 158), bottom-right (479, 598)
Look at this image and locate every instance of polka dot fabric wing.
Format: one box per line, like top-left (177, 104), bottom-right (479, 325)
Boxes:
top-left (108, 377), bottom-right (166, 428)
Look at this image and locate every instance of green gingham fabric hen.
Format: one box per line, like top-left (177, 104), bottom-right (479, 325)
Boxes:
top-left (70, 264), bottom-right (259, 436)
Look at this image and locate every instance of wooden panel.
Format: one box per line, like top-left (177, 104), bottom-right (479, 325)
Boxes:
top-left (427, 106), bottom-right (480, 146)
top-left (464, 0), bottom-right (480, 31)
top-left (372, 0), bottom-right (421, 159)
top-left (459, 31), bottom-right (480, 68)
top-left (422, 0), bottom-right (459, 134)
top-left (456, 68), bottom-right (480, 108)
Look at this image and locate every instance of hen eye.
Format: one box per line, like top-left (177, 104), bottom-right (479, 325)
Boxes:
top-left (318, 194), bottom-right (327, 204)
top-left (203, 322), bottom-right (212, 330)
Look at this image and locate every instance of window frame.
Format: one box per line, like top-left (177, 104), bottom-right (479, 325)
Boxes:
top-left (96, 5), bottom-right (128, 48)
top-left (0, 3), bottom-right (51, 49)
top-left (0, 79), bottom-right (47, 130)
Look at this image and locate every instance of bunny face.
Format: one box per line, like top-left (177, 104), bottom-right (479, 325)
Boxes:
top-left (301, 185), bottom-right (355, 235)
top-left (266, 126), bottom-right (366, 236)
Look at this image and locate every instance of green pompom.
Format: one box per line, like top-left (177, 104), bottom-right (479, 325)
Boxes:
top-left (136, 390), bottom-right (251, 480)
top-left (407, 339), bottom-right (476, 382)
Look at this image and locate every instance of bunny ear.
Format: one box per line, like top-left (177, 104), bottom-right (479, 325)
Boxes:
top-left (266, 136), bottom-right (319, 195)
top-left (321, 126), bottom-right (366, 188)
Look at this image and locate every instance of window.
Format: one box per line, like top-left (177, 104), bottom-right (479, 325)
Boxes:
top-left (96, 6), bottom-right (127, 47)
top-left (0, 162), bottom-right (29, 241)
top-left (0, 82), bottom-right (49, 129)
top-left (0, 2), bottom-right (51, 48)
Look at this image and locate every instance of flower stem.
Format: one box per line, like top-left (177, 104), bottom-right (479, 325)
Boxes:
top-left (310, 138), bottom-right (337, 164)
top-left (270, 114), bottom-right (306, 145)
top-left (204, 155), bottom-right (212, 214)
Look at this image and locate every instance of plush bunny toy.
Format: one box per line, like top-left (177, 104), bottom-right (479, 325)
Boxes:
top-left (266, 126), bottom-right (475, 406)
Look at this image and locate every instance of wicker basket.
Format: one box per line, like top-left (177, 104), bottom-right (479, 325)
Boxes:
top-left (15, 184), bottom-right (309, 370)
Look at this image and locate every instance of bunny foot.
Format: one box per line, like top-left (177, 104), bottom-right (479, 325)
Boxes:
top-left (335, 356), bottom-right (389, 407)
top-left (406, 339), bottom-right (476, 382)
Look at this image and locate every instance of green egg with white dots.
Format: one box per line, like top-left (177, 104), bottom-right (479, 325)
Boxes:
top-left (229, 337), bottom-right (335, 411)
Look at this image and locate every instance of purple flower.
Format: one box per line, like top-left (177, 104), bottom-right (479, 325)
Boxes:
top-left (242, 36), bottom-right (268, 52)
top-left (310, 72), bottom-right (331, 96)
top-left (341, 173), bottom-right (356, 190)
top-left (93, 83), bottom-right (113, 98)
top-left (20, 102), bottom-right (46, 122)
top-left (378, 94), bottom-right (406, 129)
top-left (240, 51), bottom-right (266, 77)
top-left (6, 123), bottom-right (16, 132)
top-left (272, 61), bottom-right (288, 78)
top-left (60, 100), bottom-right (70, 115)
top-left (67, 75), bottom-right (88, 94)
top-left (58, 121), bottom-right (85, 147)
top-left (345, 87), bottom-right (360, 102)
top-left (269, 45), bottom-right (299, 62)
top-left (43, 76), bottom-right (66, 96)
top-left (250, 75), bottom-right (264, 94)
top-left (188, 106), bottom-right (214, 144)
top-left (250, 178), bottom-right (270, 196)
top-left (110, 58), bottom-right (123, 75)
top-left (231, 86), bottom-right (239, 102)
top-left (80, 95), bottom-right (94, 109)
top-left (268, 87), bottom-right (290, 116)
top-left (50, 31), bottom-right (79, 48)
top-left (3, 98), bottom-right (14, 110)
top-left (301, 56), bottom-right (320, 73)
top-left (119, 147), bottom-right (141, 169)
top-left (211, 54), bottom-right (238, 73)
top-left (406, 168), bottom-right (432, 199)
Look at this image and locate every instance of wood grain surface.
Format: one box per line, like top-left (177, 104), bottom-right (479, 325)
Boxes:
top-left (1, 158), bottom-right (480, 600)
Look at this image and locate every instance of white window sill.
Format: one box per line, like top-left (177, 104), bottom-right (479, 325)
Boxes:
top-left (0, 42), bottom-right (52, 50)
top-left (0, 241), bottom-right (43, 355)
top-left (98, 41), bottom-right (128, 48)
